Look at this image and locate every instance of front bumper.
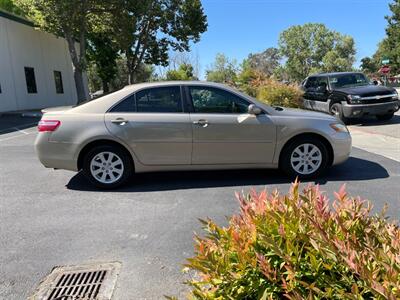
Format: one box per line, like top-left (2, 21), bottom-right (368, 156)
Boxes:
top-left (331, 132), bottom-right (352, 166)
top-left (342, 100), bottom-right (400, 118)
top-left (34, 133), bottom-right (79, 171)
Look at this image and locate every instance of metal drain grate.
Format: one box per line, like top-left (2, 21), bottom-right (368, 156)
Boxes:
top-left (48, 269), bottom-right (106, 299)
top-left (30, 262), bottom-right (121, 300)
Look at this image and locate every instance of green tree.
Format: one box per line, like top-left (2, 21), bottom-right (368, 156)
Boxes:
top-left (87, 33), bottom-right (118, 94)
top-left (15, 0), bottom-right (114, 103)
top-left (279, 23), bottom-right (356, 81)
top-left (206, 53), bottom-right (238, 84)
top-left (0, 0), bottom-right (25, 15)
top-left (247, 47), bottom-right (281, 77)
top-left (360, 57), bottom-right (379, 74)
top-left (111, 0), bottom-right (207, 84)
top-left (376, 0), bottom-right (400, 74)
top-left (237, 48), bottom-right (282, 96)
top-left (166, 63), bottom-right (195, 80)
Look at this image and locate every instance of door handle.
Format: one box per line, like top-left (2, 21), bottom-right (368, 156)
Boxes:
top-left (193, 119), bottom-right (209, 127)
top-left (111, 118), bottom-right (129, 125)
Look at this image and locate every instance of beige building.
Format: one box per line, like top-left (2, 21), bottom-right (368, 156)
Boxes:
top-left (0, 9), bottom-right (89, 112)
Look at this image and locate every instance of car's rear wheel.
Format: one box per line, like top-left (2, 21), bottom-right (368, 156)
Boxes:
top-left (330, 103), bottom-right (349, 124)
top-left (82, 145), bottom-right (133, 189)
top-left (281, 137), bottom-right (329, 179)
top-left (376, 112), bottom-right (394, 121)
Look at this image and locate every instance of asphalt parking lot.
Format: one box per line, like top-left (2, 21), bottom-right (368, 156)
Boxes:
top-left (0, 115), bottom-right (399, 299)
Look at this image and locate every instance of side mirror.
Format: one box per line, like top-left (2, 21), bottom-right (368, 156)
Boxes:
top-left (248, 104), bottom-right (262, 115)
top-left (372, 80), bottom-right (378, 86)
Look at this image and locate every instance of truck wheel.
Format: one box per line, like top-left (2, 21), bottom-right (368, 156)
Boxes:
top-left (330, 103), bottom-right (349, 124)
top-left (376, 113), bottom-right (394, 121)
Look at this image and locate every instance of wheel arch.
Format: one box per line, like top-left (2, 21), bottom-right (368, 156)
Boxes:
top-left (328, 93), bottom-right (347, 109)
top-left (279, 132), bottom-right (334, 167)
top-left (77, 139), bottom-right (135, 171)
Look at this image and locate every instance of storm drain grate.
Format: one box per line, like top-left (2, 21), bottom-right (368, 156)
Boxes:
top-left (30, 262), bottom-right (121, 300)
top-left (48, 269), bottom-right (106, 299)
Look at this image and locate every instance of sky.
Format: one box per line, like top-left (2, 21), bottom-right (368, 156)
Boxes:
top-left (189, 0), bottom-right (392, 78)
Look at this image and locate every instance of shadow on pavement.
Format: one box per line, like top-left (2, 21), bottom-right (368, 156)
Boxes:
top-left (0, 116), bottom-right (40, 135)
top-left (66, 156), bottom-right (389, 192)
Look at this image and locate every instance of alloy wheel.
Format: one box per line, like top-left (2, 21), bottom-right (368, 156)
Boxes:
top-left (90, 151), bottom-right (124, 184)
top-left (290, 143), bottom-right (322, 175)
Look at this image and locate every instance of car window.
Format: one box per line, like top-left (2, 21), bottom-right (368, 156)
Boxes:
top-left (110, 95), bottom-right (135, 112)
top-left (189, 86), bottom-right (249, 114)
top-left (329, 73), bottom-right (370, 88)
top-left (304, 77), bottom-right (317, 89)
top-left (136, 86), bottom-right (183, 113)
top-left (305, 77), bottom-right (327, 89)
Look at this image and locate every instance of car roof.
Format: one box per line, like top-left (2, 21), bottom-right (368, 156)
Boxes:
top-left (309, 72), bottom-right (364, 78)
top-left (120, 80), bottom-right (234, 92)
top-left (70, 81), bottom-right (265, 114)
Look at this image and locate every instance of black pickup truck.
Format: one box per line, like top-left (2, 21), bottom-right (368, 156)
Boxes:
top-left (301, 72), bottom-right (399, 123)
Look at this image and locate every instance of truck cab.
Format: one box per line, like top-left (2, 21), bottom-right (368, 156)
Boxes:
top-left (301, 72), bottom-right (399, 123)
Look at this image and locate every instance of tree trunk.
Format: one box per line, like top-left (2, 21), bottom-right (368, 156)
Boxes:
top-left (102, 79), bottom-right (109, 94)
top-left (127, 63), bottom-right (134, 85)
top-left (73, 67), bottom-right (87, 103)
top-left (64, 28), bottom-right (88, 104)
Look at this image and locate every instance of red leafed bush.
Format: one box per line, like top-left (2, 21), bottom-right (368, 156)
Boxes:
top-left (181, 182), bottom-right (400, 299)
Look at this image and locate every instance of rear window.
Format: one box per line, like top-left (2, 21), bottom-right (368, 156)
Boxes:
top-left (110, 95), bottom-right (135, 112)
top-left (136, 86), bottom-right (183, 113)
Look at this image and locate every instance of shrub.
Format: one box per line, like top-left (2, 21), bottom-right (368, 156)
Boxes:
top-left (182, 183), bottom-right (400, 299)
top-left (256, 80), bottom-right (303, 108)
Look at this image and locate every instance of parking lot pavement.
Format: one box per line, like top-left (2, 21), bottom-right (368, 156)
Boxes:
top-left (348, 110), bottom-right (400, 161)
top-left (0, 115), bottom-right (40, 136)
top-left (0, 119), bottom-right (399, 299)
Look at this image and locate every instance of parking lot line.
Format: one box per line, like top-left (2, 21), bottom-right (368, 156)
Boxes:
top-left (0, 125), bottom-right (37, 142)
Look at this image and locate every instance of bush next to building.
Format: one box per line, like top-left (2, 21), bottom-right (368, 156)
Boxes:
top-left (178, 182), bottom-right (400, 299)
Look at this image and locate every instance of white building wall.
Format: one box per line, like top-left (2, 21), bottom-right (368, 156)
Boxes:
top-left (0, 15), bottom-right (88, 112)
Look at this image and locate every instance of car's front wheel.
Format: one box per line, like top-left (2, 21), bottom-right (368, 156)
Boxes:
top-left (376, 112), bottom-right (394, 121)
top-left (281, 137), bottom-right (329, 179)
top-left (82, 145), bottom-right (133, 189)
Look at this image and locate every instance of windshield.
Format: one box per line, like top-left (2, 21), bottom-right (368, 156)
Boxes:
top-left (329, 73), bottom-right (370, 89)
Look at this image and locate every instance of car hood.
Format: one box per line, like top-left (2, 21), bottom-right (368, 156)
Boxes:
top-left (270, 107), bottom-right (338, 121)
top-left (335, 85), bottom-right (396, 97)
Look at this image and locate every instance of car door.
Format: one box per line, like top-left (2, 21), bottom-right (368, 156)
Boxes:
top-left (313, 77), bottom-right (330, 112)
top-left (104, 85), bottom-right (192, 165)
top-left (303, 77), bottom-right (318, 110)
top-left (187, 85), bottom-right (276, 165)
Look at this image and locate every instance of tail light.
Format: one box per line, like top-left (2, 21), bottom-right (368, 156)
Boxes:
top-left (38, 120), bottom-right (61, 132)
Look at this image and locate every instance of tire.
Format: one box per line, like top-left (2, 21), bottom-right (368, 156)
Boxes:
top-left (280, 137), bottom-right (329, 180)
top-left (376, 112), bottom-right (394, 121)
top-left (330, 102), bottom-right (349, 124)
top-left (82, 145), bottom-right (133, 189)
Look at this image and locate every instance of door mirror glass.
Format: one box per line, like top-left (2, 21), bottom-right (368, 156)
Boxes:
top-left (248, 104), bottom-right (262, 115)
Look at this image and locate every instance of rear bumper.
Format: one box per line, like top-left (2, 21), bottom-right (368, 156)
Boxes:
top-left (34, 133), bottom-right (79, 171)
top-left (342, 100), bottom-right (400, 118)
